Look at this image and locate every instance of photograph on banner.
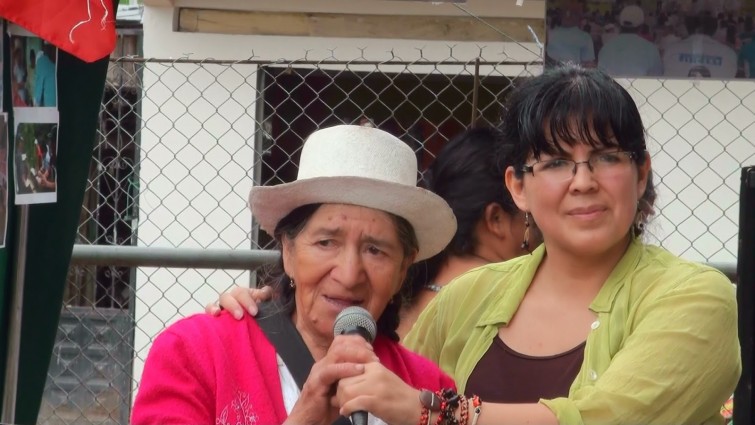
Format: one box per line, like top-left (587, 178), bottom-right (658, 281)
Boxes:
top-left (8, 23), bottom-right (58, 108)
top-left (545, 0), bottom-right (755, 79)
top-left (0, 114), bottom-right (7, 247)
top-left (13, 108), bottom-right (59, 205)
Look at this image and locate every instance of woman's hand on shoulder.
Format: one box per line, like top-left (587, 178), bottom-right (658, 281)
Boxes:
top-left (337, 362), bottom-right (422, 425)
top-left (204, 285), bottom-right (273, 319)
top-left (287, 335), bottom-right (379, 425)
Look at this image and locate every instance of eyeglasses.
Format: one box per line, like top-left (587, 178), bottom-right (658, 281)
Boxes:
top-left (521, 151), bottom-right (637, 183)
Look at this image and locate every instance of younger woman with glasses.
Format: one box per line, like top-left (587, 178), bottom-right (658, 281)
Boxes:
top-left (403, 64), bottom-right (739, 424)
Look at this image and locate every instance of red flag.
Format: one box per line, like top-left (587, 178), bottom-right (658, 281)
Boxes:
top-left (0, 0), bottom-right (116, 63)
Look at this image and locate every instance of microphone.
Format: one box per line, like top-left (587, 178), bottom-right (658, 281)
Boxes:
top-left (333, 306), bottom-right (377, 425)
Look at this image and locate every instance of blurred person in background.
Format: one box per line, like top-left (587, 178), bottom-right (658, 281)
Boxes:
top-left (546, 5), bottom-right (596, 68)
top-left (398, 126), bottom-right (535, 338)
top-left (598, 5), bottom-right (663, 77)
top-left (34, 42), bottom-right (57, 107)
top-left (663, 12), bottom-right (738, 78)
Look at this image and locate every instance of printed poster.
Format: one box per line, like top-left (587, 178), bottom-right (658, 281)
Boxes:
top-left (9, 23), bottom-right (60, 205)
top-left (13, 108), bottom-right (58, 205)
top-left (545, 0), bottom-right (755, 79)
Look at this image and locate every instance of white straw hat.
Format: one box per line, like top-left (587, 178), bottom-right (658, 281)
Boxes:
top-left (249, 125), bottom-right (456, 261)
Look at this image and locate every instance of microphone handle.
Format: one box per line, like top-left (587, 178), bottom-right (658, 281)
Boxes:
top-left (351, 411), bottom-right (368, 425)
top-left (338, 324), bottom-right (373, 425)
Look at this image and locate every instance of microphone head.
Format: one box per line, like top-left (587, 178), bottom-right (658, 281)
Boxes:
top-left (333, 306), bottom-right (377, 343)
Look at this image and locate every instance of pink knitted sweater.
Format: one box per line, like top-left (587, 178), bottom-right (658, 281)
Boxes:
top-left (132, 312), bottom-right (455, 425)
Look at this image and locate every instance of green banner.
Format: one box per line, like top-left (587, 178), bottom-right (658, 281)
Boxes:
top-left (0, 19), bottom-right (111, 425)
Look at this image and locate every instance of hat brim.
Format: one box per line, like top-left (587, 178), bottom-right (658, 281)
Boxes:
top-left (250, 176), bottom-right (457, 262)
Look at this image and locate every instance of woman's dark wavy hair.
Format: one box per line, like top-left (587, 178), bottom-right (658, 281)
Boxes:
top-left (407, 127), bottom-right (519, 304)
top-left (259, 203), bottom-right (419, 342)
top-left (499, 64), bottom-right (656, 235)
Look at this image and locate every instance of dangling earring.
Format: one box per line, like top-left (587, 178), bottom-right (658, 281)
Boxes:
top-left (521, 212), bottom-right (531, 253)
top-left (633, 205), bottom-right (645, 238)
top-left (289, 277), bottom-right (296, 289)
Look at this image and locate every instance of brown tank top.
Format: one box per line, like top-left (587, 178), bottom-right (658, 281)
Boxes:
top-left (464, 336), bottom-right (586, 402)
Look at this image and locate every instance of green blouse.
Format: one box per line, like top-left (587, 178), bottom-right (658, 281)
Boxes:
top-left (403, 239), bottom-right (740, 425)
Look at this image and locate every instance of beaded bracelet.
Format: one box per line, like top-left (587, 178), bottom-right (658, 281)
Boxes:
top-left (437, 388), bottom-right (461, 425)
top-left (420, 388), bottom-right (479, 425)
top-left (469, 395), bottom-right (482, 425)
top-left (435, 398), bottom-right (448, 425)
top-left (458, 394), bottom-right (469, 425)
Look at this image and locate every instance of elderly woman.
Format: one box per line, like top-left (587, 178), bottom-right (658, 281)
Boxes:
top-left (131, 125), bottom-right (457, 425)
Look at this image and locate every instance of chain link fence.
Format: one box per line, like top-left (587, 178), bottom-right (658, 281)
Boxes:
top-left (36, 48), bottom-right (754, 424)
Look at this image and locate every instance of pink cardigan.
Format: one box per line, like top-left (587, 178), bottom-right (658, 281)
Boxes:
top-left (132, 311), bottom-right (455, 425)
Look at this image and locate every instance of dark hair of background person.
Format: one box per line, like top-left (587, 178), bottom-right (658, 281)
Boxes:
top-left (684, 12), bottom-right (718, 37)
top-left (550, 11), bottom-right (562, 29)
top-left (499, 64), bottom-right (656, 235)
top-left (260, 203), bottom-right (419, 342)
top-left (685, 15), bottom-right (700, 36)
top-left (699, 12), bottom-right (719, 37)
top-left (406, 127), bottom-right (519, 304)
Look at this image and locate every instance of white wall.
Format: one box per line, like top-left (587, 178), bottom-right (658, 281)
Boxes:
top-left (133, 57), bottom-right (258, 384)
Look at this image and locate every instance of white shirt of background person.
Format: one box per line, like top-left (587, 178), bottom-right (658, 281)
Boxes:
top-left (598, 6), bottom-right (663, 77)
top-left (662, 15), bottom-right (738, 79)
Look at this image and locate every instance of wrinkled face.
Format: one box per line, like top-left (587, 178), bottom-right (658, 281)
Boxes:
top-left (507, 136), bottom-right (650, 258)
top-left (283, 204), bottom-right (412, 344)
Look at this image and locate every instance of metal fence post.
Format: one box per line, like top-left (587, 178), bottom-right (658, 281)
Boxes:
top-left (735, 166), bottom-right (755, 425)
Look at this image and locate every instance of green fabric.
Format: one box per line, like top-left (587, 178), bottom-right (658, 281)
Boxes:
top-left (0, 37), bottom-right (110, 424)
top-left (404, 238), bottom-right (741, 425)
top-left (15, 50), bottom-right (109, 425)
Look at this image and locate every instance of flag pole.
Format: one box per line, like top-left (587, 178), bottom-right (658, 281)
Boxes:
top-left (2, 205), bottom-right (30, 423)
